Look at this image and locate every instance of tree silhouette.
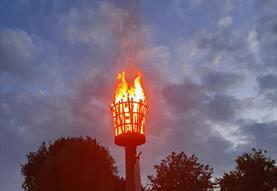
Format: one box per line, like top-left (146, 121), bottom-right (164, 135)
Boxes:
top-left (21, 137), bottom-right (125, 191)
top-left (218, 148), bottom-right (277, 191)
top-left (147, 152), bottom-right (215, 191)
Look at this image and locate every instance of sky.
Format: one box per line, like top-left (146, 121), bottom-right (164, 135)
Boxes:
top-left (0, 0), bottom-right (277, 190)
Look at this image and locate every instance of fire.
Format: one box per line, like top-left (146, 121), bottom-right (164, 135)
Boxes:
top-left (111, 71), bottom-right (147, 138)
top-left (115, 72), bottom-right (145, 103)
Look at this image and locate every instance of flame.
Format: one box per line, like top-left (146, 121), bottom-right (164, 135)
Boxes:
top-left (114, 72), bottom-right (145, 103)
top-left (111, 71), bottom-right (147, 137)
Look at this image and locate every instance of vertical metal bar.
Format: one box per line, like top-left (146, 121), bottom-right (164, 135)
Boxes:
top-left (125, 145), bottom-right (141, 191)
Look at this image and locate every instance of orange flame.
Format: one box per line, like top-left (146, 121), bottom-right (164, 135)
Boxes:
top-left (114, 72), bottom-right (145, 103)
top-left (111, 71), bottom-right (147, 137)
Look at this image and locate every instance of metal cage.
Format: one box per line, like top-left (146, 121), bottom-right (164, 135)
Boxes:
top-left (111, 98), bottom-right (147, 146)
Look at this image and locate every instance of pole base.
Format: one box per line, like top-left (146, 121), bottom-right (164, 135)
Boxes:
top-left (125, 145), bottom-right (141, 191)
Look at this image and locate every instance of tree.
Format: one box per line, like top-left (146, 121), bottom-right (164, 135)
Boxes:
top-left (218, 148), bottom-right (277, 191)
top-left (21, 137), bottom-right (125, 191)
top-left (147, 152), bottom-right (215, 191)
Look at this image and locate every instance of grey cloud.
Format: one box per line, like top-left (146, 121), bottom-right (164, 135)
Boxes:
top-left (257, 74), bottom-right (277, 106)
top-left (196, 31), bottom-right (240, 52)
top-left (194, 134), bottom-right (235, 175)
top-left (162, 80), bottom-right (207, 114)
top-left (2, 89), bottom-right (77, 141)
top-left (240, 121), bottom-right (277, 154)
top-left (168, 0), bottom-right (233, 19)
top-left (257, 74), bottom-right (277, 91)
top-left (205, 94), bottom-right (240, 123)
top-left (57, 2), bottom-right (126, 47)
top-left (177, 28), bottom-right (257, 74)
top-left (217, 15), bottom-right (233, 28)
top-left (0, 29), bottom-right (36, 81)
top-left (56, 0), bottom-right (148, 73)
top-left (201, 70), bottom-right (244, 93)
top-left (162, 74), bottom-right (241, 123)
top-left (254, 0), bottom-right (277, 72)
top-left (264, 93), bottom-right (277, 106)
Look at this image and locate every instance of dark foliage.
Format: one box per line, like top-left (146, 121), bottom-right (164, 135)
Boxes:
top-left (147, 152), bottom-right (215, 191)
top-left (218, 148), bottom-right (277, 191)
top-left (21, 137), bottom-right (125, 191)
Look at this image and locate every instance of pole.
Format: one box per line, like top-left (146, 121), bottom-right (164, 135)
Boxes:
top-left (125, 145), bottom-right (141, 191)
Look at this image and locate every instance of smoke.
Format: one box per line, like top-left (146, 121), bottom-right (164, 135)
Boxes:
top-left (109, 0), bottom-right (146, 78)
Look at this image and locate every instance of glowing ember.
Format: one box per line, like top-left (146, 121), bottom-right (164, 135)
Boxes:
top-left (111, 71), bottom-right (147, 138)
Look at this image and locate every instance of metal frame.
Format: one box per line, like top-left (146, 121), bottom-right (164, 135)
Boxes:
top-left (111, 98), bottom-right (147, 137)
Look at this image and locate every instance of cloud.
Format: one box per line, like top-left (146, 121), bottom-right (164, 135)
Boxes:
top-left (168, 0), bottom-right (192, 19)
top-left (256, 74), bottom-right (277, 106)
top-left (217, 15), bottom-right (233, 28)
top-left (162, 79), bottom-right (207, 114)
top-left (176, 28), bottom-right (256, 75)
top-left (194, 134), bottom-right (236, 173)
top-left (222, 0), bottom-right (234, 13)
top-left (247, 30), bottom-right (258, 53)
top-left (0, 29), bottom-right (36, 81)
top-left (201, 70), bottom-right (244, 93)
top-left (254, 0), bottom-right (277, 72)
top-left (168, 0), bottom-right (234, 21)
top-left (257, 74), bottom-right (277, 91)
top-left (58, 2), bottom-right (126, 47)
top-left (204, 94), bottom-right (240, 123)
top-left (239, 120), bottom-right (277, 155)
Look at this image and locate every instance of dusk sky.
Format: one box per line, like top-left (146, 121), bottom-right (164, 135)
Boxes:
top-left (0, 0), bottom-right (277, 190)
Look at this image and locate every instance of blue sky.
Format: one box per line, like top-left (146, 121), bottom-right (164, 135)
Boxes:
top-left (0, 0), bottom-right (277, 190)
